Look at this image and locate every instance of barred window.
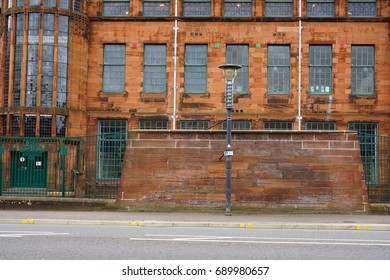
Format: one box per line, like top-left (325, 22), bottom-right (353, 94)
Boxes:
top-left (222, 120), bottom-right (252, 130)
top-left (103, 44), bottom-right (126, 92)
top-left (183, 0), bottom-right (211, 16)
top-left (351, 46), bottom-right (374, 95)
top-left (57, 15), bottom-right (69, 108)
top-left (309, 45), bottom-right (332, 94)
top-left (224, 0), bottom-right (252, 17)
top-left (226, 45), bottom-right (249, 94)
top-left (97, 119), bottom-right (128, 180)
top-left (144, 45), bottom-right (166, 93)
top-left (13, 14), bottom-right (24, 107)
top-left (263, 121), bottom-right (293, 130)
top-left (39, 115), bottom-right (52, 137)
top-left (139, 119), bottom-right (169, 129)
top-left (143, 0), bottom-right (170, 16)
top-left (12, 115), bottom-right (21, 136)
top-left (265, 0), bottom-right (293, 17)
top-left (184, 45), bottom-right (208, 94)
top-left (56, 115), bottom-right (67, 137)
top-left (267, 45), bottom-right (290, 94)
top-left (180, 120), bottom-right (210, 130)
top-left (348, 0), bottom-right (376, 17)
top-left (25, 115), bottom-right (37, 137)
top-left (103, 0), bottom-right (130, 16)
top-left (26, 13), bottom-right (40, 107)
top-left (306, 0), bottom-right (334, 17)
top-left (305, 121), bottom-right (336, 130)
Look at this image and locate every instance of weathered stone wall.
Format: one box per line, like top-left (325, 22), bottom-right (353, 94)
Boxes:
top-left (119, 131), bottom-right (367, 211)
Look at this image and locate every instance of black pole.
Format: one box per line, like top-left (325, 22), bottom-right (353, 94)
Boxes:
top-left (225, 79), bottom-right (234, 216)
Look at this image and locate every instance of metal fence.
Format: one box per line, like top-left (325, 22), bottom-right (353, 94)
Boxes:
top-left (358, 133), bottom-right (390, 203)
top-left (0, 132), bottom-right (127, 199)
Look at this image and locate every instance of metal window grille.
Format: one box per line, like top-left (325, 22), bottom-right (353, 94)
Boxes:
top-left (143, 0), bottom-right (170, 16)
top-left (309, 45), bottom-right (332, 94)
top-left (40, 115), bottom-right (52, 137)
top-left (13, 14), bottom-right (24, 107)
top-left (143, 45), bottom-right (167, 93)
top-left (103, 44), bottom-right (126, 92)
top-left (263, 121), bottom-right (293, 130)
top-left (348, 0), bottom-right (376, 17)
top-left (180, 120), bottom-right (210, 130)
top-left (103, 0), bottom-right (130, 16)
top-left (97, 120), bottom-right (128, 181)
top-left (25, 115), bottom-right (37, 137)
top-left (1, 117), bottom-right (6, 136)
top-left (267, 45), bottom-right (290, 94)
top-left (26, 13), bottom-right (40, 107)
top-left (139, 119), bottom-right (169, 129)
top-left (183, 0), bottom-right (211, 16)
top-left (306, 0), bottom-right (334, 17)
top-left (11, 115), bottom-right (20, 136)
top-left (305, 121), bottom-right (336, 130)
top-left (224, 0), bottom-right (252, 17)
top-left (226, 45), bottom-right (249, 94)
top-left (3, 16), bottom-right (11, 107)
top-left (265, 0), bottom-right (293, 17)
top-left (56, 115), bottom-right (67, 137)
top-left (351, 46), bottom-right (374, 94)
top-left (57, 15), bottom-right (69, 108)
top-left (222, 120), bottom-right (252, 130)
top-left (184, 45), bottom-right (208, 94)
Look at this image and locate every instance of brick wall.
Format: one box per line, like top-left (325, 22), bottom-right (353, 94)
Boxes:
top-left (119, 131), bottom-right (367, 211)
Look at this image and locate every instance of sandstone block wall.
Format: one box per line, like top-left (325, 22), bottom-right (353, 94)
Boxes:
top-left (119, 131), bottom-right (367, 211)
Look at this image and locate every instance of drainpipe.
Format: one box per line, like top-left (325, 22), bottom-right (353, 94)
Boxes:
top-left (297, 0), bottom-right (303, 130)
top-left (172, 0), bottom-right (179, 130)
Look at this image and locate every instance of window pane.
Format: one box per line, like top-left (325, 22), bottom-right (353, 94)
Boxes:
top-left (143, 0), bottom-right (170, 16)
top-left (139, 119), bottom-right (168, 129)
top-left (263, 121), bottom-right (293, 130)
top-left (305, 121), bottom-right (336, 130)
top-left (224, 1), bottom-right (252, 17)
top-left (183, 1), bottom-right (211, 16)
top-left (185, 45), bottom-right (208, 93)
top-left (265, 1), bottom-right (293, 17)
top-left (226, 45), bottom-right (249, 94)
top-left (180, 120), bottom-right (210, 130)
top-left (348, 1), bottom-right (376, 17)
top-left (309, 46), bottom-right (332, 94)
top-left (267, 45), bottom-right (290, 94)
top-left (222, 120), bottom-right (252, 130)
top-left (351, 46), bottom-right (374, 94)
top-left (103, 44), bottom-right (126, 92)
top-left (144, 45), bottom-right (166, 93)
top-left (306, 1), bottom-right (334, 17)
top-left (103, 1), bottom-right (130, 16)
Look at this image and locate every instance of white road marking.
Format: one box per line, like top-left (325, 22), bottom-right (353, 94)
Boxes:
top-left (0, 231), bottom-right (69, 238)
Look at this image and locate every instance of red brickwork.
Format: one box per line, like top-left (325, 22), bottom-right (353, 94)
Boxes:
top-left (119, 131), bottom-right (367, 211)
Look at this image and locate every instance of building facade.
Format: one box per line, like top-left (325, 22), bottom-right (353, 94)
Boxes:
top-left (0, 0), bottom-right (389, 138)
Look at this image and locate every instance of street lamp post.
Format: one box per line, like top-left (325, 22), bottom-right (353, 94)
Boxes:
top-left (218, 64), bottom-right (242, 216)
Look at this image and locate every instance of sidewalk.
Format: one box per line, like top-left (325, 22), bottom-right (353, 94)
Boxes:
top-left (1, 210), bottom-right (390, 231)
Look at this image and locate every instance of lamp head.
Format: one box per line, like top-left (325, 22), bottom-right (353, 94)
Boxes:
top-left (218, 64), bottom-right (242, 80)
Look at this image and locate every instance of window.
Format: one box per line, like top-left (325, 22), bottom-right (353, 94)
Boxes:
top-left (56, 115), bottom-right (66, 137)
top-left (60, 0), bottom-right (69, 8)
top-left (13, 14), bottom-right (24, 107)
top-left (222, 120), bottom-right (252, 130)
top-left (103, 44), bottom-right (126, 92)
top-left (17, 0), bottom-right (25, 6)
top-left (183, 0), bottom-right (211, 16)
top-left (44, 0), bottom-right (56, 6)
top-left (97, 119), bottom-right (127, 180)
top-left (267, 45), bottom-right (290, 94)
top-left (73, 0), bottom-right (81, 11)
top-left (263, 121), bottom-right (293, 130)
top-left (306, 0), bottom-right (334, 17)
top-left (348, 0), bottom-right (376, 17)
top-left (29, 0), bottom-right (40, 5)
top-left (3, 16), bottom-right (11, 107)
top-left (41, 14), bottom-right (55, 107)
top-left (103, 0), bottom-right (130, 16)
top-left (309, 45), bottom-right (332, 94)
top-left (26, 13), bottom-right (40, 107)
top-left (139, 119), bottom-right (169, 129)
top-left (143, 0), bottom-right (170, 16)
top-left (224, 0), bottom-right (252, 17)
top-left (180, 120), bottom-right (210, 130)
top-left (57, 15), bottom-right (69, 108)
top-left (184, 45), bottom-right (208, 94)
top-left (12, 115), bottom-right (21, 136)
top-left (226, 45), bottom-right (249, 94)
top-left (351, 46), bottom-right (374, 95)
top-left (143, 44), bottom-right (166, 93)
top-left (25, 115), bottom-right (37, 137)
top-left (39, 115), bottom-right (52, 137)
top-left (265, 0), bottom-right (293, 17)
top-left (305, 121), bottom-right (336, 130)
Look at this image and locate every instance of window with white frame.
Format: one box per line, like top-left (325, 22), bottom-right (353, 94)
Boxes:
top-left (267, 45), bottom-right (290, 94)
top-left (143, 44), bottom-right (167, 93)
top-left (103, 0), bottom-right (130, 16)
top-left (224, 0), bottom-right (252, 17)
top-left (351, 46), bottom-right (374, 95)
top-left (306, 0), bottom-right (334, 17)
top-left (184, 45), bottom-right (208, 94)
top-left (348, 0), bottom-right (376, 17)
top-left (309, 45), bottom-right (332, 94)
top-left (183, 0), bottom-right (211, 16)
top-left (265, 0), bottom-right (293, 17)
top-left (226, 45), bottom-right (249, 94)
top-left (143, 0), bottom-right (170, 16)
top-left (103, 44), bottom-right (126, 92)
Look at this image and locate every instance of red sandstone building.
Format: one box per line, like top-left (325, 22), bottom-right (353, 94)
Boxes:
top-left (0, 1), bottom-right (389, 207)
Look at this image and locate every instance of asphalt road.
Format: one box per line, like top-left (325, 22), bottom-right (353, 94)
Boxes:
top-left (1, 223), bottom-right (390, 260)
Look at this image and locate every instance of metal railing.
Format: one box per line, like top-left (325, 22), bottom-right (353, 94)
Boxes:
top-left (0, 132), bottom-right (127, 199)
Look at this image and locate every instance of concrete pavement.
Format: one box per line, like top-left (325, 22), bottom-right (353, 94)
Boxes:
top-left (1, 210), bottom-right (390, 231)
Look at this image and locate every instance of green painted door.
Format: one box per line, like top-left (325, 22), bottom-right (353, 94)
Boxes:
top-left (11, 151), bottom-right (48, 188)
